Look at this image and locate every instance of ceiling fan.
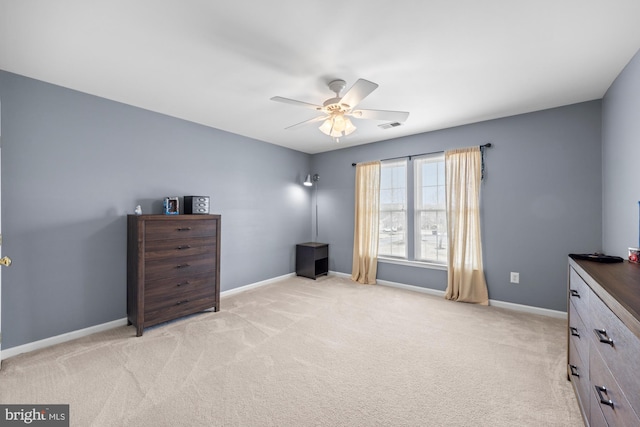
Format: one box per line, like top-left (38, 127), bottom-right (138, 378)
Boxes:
top-left (271, 78), bottom-right (409, 142)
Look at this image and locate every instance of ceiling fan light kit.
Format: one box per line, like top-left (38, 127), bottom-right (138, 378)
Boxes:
top-left (318, 112), bottom-right (356, 142)
top-left (271, 78), bottom-right (409, 143)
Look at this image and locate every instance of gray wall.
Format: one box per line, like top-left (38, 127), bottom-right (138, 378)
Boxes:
top-left (602, 48), bottom-right (640, 256)
top-left (0, 66), bottom-right (612, 350)
top-left (311, 101), bottom-right (603, 312)
top-left (0, 71), bottom-right (312, 350)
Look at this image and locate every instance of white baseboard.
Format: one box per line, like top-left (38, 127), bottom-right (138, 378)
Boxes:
top-left (220, 273), bottom-right (296, 298)
top-left (330, 270), bottom-right (567, 319)
top-left (1, 273), bottom-right (297, 361)
top-left (1, 318), bottom-right (129, 360)
top-left (488, 299), bottom-right (567, 319)
top-left (1, 270), bottom-right (565, 360)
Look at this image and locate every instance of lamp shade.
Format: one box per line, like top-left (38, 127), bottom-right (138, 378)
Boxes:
top-left (303, 174), bottom-right (313, 186)
top-left (319, 113), bottom-right (356, 139)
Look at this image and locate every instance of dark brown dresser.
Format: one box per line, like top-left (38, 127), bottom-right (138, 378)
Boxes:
top-left (567, 257), bottom-right (640, 426)
top-left (127, 214), bottom-right (221, 336)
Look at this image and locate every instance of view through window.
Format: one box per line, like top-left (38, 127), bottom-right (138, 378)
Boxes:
top-left (414, 154), bottom-right (447, 263)
top-left (378, 160), bottom-right (407, 258)
top-left (379, 154), bottom-right (447, 265)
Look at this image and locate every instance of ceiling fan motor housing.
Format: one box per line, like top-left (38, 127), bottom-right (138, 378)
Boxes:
top-left (324, 80), bottom-right (350, 111)
top-left (328, 79), bottom-right (347, 96)
top-left (323, 99), bottom-right (350, 112)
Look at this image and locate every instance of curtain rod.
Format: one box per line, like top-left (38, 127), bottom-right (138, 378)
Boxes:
top-left (351, 143), bottom-right (492, 167)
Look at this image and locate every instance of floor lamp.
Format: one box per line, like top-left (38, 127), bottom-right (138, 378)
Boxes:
top-left (304, 174), bottom-right (320, 241)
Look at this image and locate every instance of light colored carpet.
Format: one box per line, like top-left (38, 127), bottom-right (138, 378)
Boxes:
top-left (0, 275), bottom-right (583, 426)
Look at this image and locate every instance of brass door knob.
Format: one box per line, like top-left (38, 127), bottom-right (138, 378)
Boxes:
top-left (0, 256), bottom-right (12, 267)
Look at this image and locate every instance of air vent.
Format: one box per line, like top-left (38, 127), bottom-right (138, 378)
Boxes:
top-left (378, 122), bottom-right (402, 130)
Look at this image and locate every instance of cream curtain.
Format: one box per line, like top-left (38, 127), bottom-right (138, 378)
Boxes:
top-left (351, 161), bottom-right (381, 284)
top-left (444, 147), bottom-right (489, 305)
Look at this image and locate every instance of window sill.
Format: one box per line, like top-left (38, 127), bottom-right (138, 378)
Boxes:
top-left (378, 257), bottom-right (447, 271)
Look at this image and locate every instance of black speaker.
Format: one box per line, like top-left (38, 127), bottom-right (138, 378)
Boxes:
top-left (184, 196), bottom-right (210, 214)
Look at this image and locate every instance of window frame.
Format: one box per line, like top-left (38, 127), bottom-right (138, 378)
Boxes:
top-left (377, 153), bottom-right (448, 270)
top-left (413, 153), bottom-right (447, 265)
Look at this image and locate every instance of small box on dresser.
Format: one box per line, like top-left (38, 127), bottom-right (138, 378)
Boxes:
top-left (127, 214), bottom-right (221, 336)
top-left (567, 256), bottom-right (640, 427)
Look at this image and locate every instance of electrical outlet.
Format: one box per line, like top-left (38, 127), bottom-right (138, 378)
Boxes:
top-left (510, 272), bottom-right (520, 284)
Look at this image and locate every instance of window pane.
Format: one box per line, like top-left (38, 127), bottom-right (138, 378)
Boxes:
top-left (414, 154), bottom-right (447, 263)
top-left (421, 162), bottom-right (438, 186)
top-left (380, 189), bottom-right (393, 204)
top-left (378, 211), bottom-right (393, 255)
top-left (392, 189), bottom-right (406, 204)
top-left (416, 210), bottom-right (447, 262)
top-left (391, 210), bottom-right (406, 258)
top-left (421, 186), bottom-right (439, 207)
top-left (379, 211), bottom-right (406, 257)
top-left (379, 160), bottom-right (407, 258)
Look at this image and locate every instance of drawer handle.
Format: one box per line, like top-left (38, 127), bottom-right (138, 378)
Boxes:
top-left (595, 385), bottom-right (614, 408)
top-left (177, 281), bottom-right (190, 287)
top-left (177, 227), bottom-right (192, 231)
top-left (176, 245), bottom-right (192, 250)
top-left (176, 299), bottom-right (190, 305)
top-left (176, 263), bottom-right (191, 269)
top-left (594, 329), bottom-right (614, 346)
top-left (569, 327), bottom-right (580, 338)
top-left (569, 364), bottom-right (580, 378)
top-left (569, 289), bottom-right (580, 298)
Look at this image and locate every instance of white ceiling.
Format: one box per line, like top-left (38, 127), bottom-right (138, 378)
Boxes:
top-left (1, 1), bottom-right (640, 154)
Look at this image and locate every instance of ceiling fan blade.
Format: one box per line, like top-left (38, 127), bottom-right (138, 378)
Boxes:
top-left (271, 96), bottom-right (323, 111)
top-left (285, 115), bottom-right (329, 130)
top-left (351, 109), bottom-right (409, 123)
top-left (339, 79), bottom-right (379, 109)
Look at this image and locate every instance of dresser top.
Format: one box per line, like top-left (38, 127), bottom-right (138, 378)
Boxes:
top-left (297, 242), bottom-right (328, 248)
top-left (570, 256), bottom-right (640, 337)
top-left (128, 214), bottom-right (220, 220)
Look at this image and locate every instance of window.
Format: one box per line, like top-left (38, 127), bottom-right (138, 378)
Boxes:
top-left (378, 160), bottom-right (407, 258)
top-left (378, 154), bottom-right (447, 266)
top-left (414, 154), bottom-right (447, 264)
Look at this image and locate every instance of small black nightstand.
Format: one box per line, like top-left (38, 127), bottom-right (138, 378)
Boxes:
top-left (296, 242), bottom-right (329, 279)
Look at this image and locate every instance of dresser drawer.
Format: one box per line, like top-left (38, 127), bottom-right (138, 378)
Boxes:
top-left (590, 392), bottom-right (608, 427)
top-left (144, 219), bottom-right (217, 241)
top-left (569, 300), bottom-right (589, 368)
top-left (568, 338), bottom-right (590, 420)
top-left (145, 236), bottom-right (216, 261)
top-left (145, 253), bottom-right (216, 281)
top-left (314, 244), bottom-right (328, 259)
top-left (569, 267), bottom-right (590, 322)
top-left (145, 274), bottom-right (216, 314)
top-left (589, 340), bottom-right (640, 427)
top-left (590, 290), bottom-right (640, 416)
top-left (144, 295), bottom-right (218, 326)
